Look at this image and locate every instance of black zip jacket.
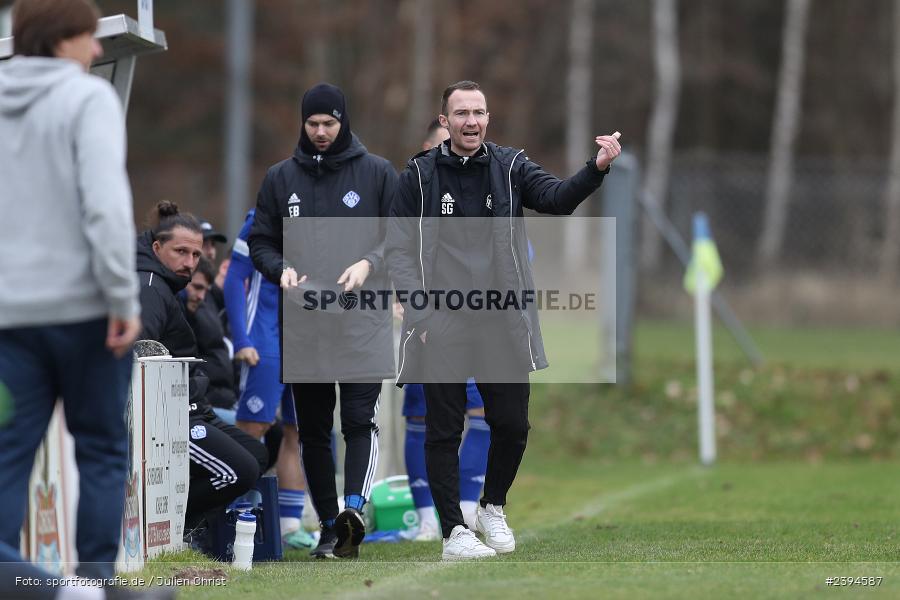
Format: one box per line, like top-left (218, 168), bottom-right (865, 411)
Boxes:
top-left (180, 295), bottom-right (236, 410)
top-left (137, 231), bottom-right (197, 358)
top-left (386, 142), bottom-right (608, 384)
top-left (136, 231), bottom-right (211, 410)
top-left (248, 134), bottom-right (398, 382)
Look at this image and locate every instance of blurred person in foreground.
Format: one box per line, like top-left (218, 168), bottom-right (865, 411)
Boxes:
top-left (249, 82), bottom-right (397, 558)
top-left (387, 80), bottom-right (621, 560)
top-left (0, 0), bottom-right (164, 597)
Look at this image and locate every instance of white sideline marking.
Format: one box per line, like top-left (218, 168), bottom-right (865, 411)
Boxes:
top-left (518, 467), bottom-right (706, 541)
top-left (329, 468), bottom-right (706, 600)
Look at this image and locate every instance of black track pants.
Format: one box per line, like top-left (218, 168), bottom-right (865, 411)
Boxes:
top-left (292, 382), bottom-right (381, 523)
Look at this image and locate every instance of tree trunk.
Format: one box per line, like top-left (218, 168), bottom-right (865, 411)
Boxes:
top-left (405, 0), bottom-right (435, 150)
top-left (639, 0), bottom-right (681, 273)
top-left (756, 0), bottom-right (811, 269)
top-left (879, 0), bottom-right (900, 282)
top-left (308, 0), bottom-right (331, 80)
top-left (562, 0), bottom-right (594, 273)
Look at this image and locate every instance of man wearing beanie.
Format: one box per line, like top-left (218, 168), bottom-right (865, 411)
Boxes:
top-left (249, 83), bottom-right (397, 559)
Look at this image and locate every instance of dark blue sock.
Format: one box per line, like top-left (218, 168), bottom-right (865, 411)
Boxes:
top-left (459, 415), bottom-right (490, 502)
top-left (279, 488), bottom-right (305, 520)
top-left (344, 494), bottom-right (366, 511)
top-left (405, 419), bottom-right (434, 509)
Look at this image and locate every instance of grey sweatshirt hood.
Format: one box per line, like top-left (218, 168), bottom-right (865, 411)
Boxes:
top-left (0, 56), bottom-right (82, 116)
top-left (0, 55), bottom-right (140, 328)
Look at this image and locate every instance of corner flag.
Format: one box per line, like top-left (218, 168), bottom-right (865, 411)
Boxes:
top-left (684, 212), bottom-right (723, 295)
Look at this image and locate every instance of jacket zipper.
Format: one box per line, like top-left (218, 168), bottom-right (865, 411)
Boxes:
top-left (413, 159), bottom-right (426, 289)
top-left (397, 327), bottom-right (416, 379)
top-left (507, 150), bottom-right (536, 370)
top-left (397, 160), bottom-right (428, 381)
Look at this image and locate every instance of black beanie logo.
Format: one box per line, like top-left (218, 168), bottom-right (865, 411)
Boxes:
top-left (333, 109), bottom-right (342, 120)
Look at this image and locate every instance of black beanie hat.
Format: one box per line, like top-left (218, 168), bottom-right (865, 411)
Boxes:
top-left (300, 83), bottom-right (352, 156)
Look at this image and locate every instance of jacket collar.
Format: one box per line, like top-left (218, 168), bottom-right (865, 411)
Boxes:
top-left (135, 230), bottom-right (191, 294)
top-left (411, 141), bottom-right (523, 187)
top-left (292, 133), bottom-right (367, 175)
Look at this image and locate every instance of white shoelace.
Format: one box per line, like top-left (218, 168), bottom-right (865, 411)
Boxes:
top-left (456, 528), bottom-right (483, 548)
top-left (483, 507), bottom-right (511, 536)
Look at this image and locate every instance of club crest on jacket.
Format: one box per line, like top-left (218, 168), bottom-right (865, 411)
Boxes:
top-left (342, 190), bottom-right (361, 208)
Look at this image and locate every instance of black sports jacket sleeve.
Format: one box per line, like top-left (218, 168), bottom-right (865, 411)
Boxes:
top-left (520, 158), bottom-right (609, 215)
top-left (248, 171), bottom-right (285, 286)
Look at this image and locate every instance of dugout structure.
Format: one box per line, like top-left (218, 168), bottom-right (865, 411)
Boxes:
top-left (0, 5), bottom-right (167, 110)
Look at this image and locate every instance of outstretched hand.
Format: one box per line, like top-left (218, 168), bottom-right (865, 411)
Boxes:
top-left (337, 259), bottom-right (372, 292)
top-left (235, 346), bottom-right (260, 367)
top-left (595, 131), bottom-right (622, 171)
top-left (280, 267), bottom-right (308, 289)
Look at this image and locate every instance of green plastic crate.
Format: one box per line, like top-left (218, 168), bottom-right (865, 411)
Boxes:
top-left (365, 475), bottom-right (419, 532)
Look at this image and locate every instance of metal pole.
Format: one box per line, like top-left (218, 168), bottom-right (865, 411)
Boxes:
top-left (110, 56), bottom-right (136, 113)
top-left (694, 265), bottom-right (716, 465)
top-left (0, 7), bottom-right (12, 38)
top-left (224, 0), bottom-right (255, 239)
top-left (137, 0), bottom-right (154, 41)
top-left (601, 151), bottom-right (639, 385)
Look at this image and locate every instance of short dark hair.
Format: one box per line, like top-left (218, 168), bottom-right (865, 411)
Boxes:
top-left (12, 0), bottom-right (101, 58)
top-left (426, 117), bottom-right (443, 135)
top-left (147, 200), bottom-right (202, 244)
top-left (440, 80), bottom-right (482, 116)
top-left (195, 256), bottom-right (216, 285)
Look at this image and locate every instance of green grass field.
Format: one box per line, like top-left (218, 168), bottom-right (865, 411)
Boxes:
top-left (133, 321), bottom-right (900, 599)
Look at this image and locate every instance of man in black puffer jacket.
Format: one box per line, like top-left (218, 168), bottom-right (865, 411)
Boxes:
top-left (249, 83), bottom-right (397, 559)
top-left (137, 202), bottom-right (268, 532)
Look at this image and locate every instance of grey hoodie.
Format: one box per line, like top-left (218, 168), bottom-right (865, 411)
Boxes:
top-left (0, 56), bottom-right (139, 327)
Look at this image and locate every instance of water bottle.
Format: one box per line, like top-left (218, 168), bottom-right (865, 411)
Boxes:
top-left (231, 511), bottom-right (256, 571)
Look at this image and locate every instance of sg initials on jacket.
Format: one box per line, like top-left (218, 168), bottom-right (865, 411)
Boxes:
top-left (441, 193), bottom-right (455, 215)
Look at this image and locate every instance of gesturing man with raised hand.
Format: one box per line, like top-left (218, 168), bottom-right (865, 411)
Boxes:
top-left (387, 80), bottom-right (621, 561)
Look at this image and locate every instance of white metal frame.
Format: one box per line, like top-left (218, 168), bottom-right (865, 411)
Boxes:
top-left (0, 13), bottom-right (167, 111)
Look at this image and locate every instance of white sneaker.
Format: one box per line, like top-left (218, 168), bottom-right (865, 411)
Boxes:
top-left (413, 518), bottom-right (441, 542)
top-left (441, 525), bottom-right (497, 561)
top-left (475, 503), bottom-right (515, 553)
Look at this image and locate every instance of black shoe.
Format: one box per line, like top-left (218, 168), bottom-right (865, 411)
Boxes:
top-left (183, 524), bottom-right (213, 557)
top-left (333, 507), bottom-right (366, 558)
top-left (311, 524), bottom-right (337, 559)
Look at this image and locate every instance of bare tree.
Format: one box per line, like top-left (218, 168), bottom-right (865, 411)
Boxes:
top-left (756, 0), bottom-right (811, 269)
top-left (639, 0), bottom-right (681, 273)
top-left (307, 0), bottom-right (331, 80)
top-left (562, 0), bottom-right (594, 273)
top-left (405, 0), bottom-right (435, 149)
top-left (880, 0), bottom-right (900, 281)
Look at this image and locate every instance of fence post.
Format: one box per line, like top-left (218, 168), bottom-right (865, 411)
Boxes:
top-left (601, 151), bottom-right (639, 385)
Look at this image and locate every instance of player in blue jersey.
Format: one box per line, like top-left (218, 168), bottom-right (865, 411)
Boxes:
top-left (225, 209), bottom-right (314, 550)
